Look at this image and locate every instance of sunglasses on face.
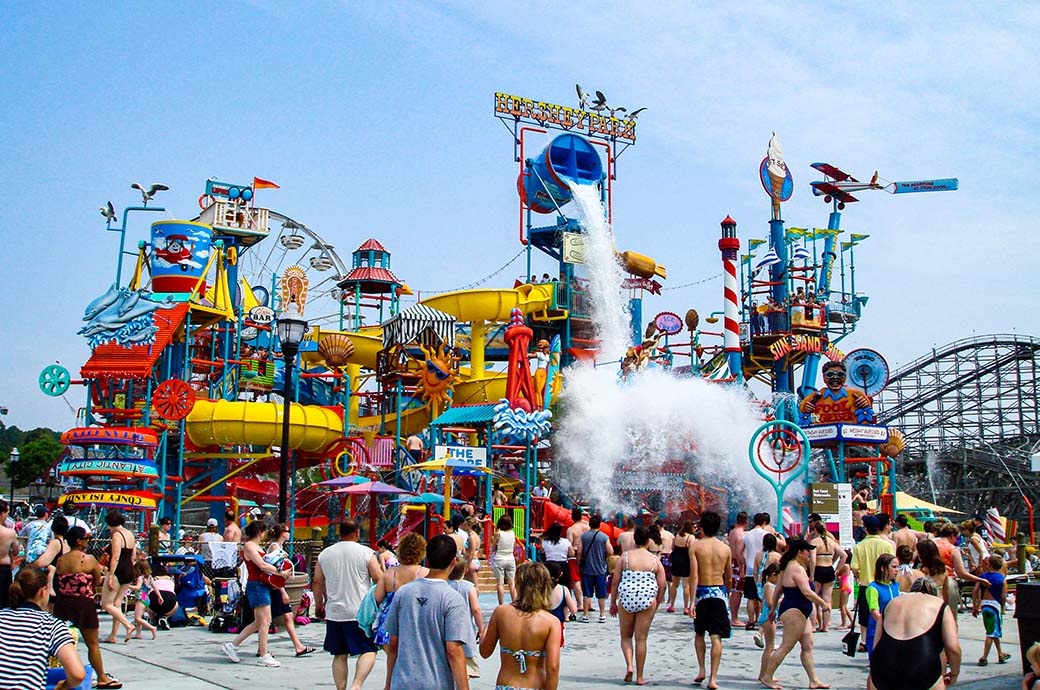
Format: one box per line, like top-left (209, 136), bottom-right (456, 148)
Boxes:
top-left (824, 371), bottom-right (846, 379)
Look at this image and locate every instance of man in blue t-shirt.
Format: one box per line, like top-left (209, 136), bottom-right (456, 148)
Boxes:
top-left (384, 534), bottom-right (471, 690)
top-left (972, 554), bottom-right (1011, 666)
top-left (578, 514), bottom-right (614, 623)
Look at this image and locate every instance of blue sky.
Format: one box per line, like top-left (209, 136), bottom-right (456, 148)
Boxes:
top-left (1, 3), bottom-right (1038, 431)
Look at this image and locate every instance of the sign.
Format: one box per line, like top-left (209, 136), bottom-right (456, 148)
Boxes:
top-left (621, 278), bottom-right (662, 295)
top-left (769, 334), bottom-right (844, 361)
top-left (653, 312), bottom-right (683, 336)
top-left (562, 232), bottom-right (585, 264)
top-left (494, 92), bottom-right (637, 142)
top-left (205, 179), bottom-right (254, 201)
top-left (804, 423), bottom-right (889, 444)
top-left (434, 445), bottom-right (488, 466)
top-left (60, 491), bottom-right (159, 510)
top-left (280, 266), bottom-right (309, 315)
top-left (59, 459), bottom-right (159, 479)
top-left (810, 482), bottom-right (854, 549)
top-left (891, 179), bottom-right (958, 194)
top-left (247, 306), bottom-right (274, 324)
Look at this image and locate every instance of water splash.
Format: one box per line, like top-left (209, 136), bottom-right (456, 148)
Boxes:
top-left (924, 451), bottom-right (942, 504)
top-left (553, 184), bottom-right (771, 515)
top-left (567, 185), bottom-right (631, 361)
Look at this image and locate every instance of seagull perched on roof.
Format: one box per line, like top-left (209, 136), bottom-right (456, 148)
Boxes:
top-left (625, 107), bottom-right (647, 121)
top-left (131, 182), bottom-right (169, 206)
top-left (99, 201), bottom-right (117, 224)
top-left (576, 84), bottom-right (590, 110)
top-left (590, 90), bottom-right (608, 112)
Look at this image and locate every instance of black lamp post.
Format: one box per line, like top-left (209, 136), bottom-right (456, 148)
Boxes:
top-left (275, 309), bottom-right (308, 523)
top-left (8, 447), bottom-right (18, 503)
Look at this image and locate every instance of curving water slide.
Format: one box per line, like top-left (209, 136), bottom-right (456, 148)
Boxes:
top-left (183, 284), bottom-right (557, 448)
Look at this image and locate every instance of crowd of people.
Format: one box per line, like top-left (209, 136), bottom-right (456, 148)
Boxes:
top-left (1, 494), bottom-right (1039, 690)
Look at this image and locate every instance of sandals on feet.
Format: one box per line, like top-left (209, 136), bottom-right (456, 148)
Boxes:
top-left (295, 646), bottom-right (317, 657)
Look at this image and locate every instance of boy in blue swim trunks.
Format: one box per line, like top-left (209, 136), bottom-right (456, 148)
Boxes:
top-left (972, 554), bottom-right (1011, 666)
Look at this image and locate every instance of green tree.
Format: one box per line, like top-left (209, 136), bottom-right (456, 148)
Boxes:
top-left (5, 428), bottom-right (63, 487)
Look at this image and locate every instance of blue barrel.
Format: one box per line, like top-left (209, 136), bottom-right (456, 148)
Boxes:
top-left (520, 133), bottom-right (603, 214)
top-left (150, 221), bottom-right (213, 293)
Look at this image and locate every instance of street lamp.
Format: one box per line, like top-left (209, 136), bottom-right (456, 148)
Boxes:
top-left (8, 447), bottom-right (19, 503)
top-left (275, 307), bottom-right (308, 523)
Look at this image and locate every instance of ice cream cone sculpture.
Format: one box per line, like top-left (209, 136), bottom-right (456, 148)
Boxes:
top-left (765, 132), bottom-right (790, 220)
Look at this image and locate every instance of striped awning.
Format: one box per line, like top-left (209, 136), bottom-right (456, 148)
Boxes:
top-left (382, 303), bottom-right (456, 349)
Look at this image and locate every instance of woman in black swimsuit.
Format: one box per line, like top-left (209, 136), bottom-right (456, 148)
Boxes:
top-left (666, 520), bottom-right (694, 614)
top-left (101, 511), bottom-right (137, 644)
top-left (868, 577), bottom-right (961, 690)
top-left (760, 539), bottom-right (830, 690)
top-left (808, 522), bottom-right (843, 632)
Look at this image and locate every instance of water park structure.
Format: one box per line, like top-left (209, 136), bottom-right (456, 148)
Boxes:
top-left (37, 85), bottom-right (981, 562)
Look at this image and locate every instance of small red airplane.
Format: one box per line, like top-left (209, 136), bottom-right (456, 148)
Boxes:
top-left (809, 162), bottom-right (881, 208)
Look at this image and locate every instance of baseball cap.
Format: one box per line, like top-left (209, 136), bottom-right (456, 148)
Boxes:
top-left (863, 515), bottom-right (881, 531)
top-left (206, 518), bottom-right (219, 527)
top-left (786, 538), bottom-right (816, 553)
top-left (33, 504), bottom-right (48, 518)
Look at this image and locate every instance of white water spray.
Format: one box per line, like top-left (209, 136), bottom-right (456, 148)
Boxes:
top-left (554, 184), bottom-right (772, 514)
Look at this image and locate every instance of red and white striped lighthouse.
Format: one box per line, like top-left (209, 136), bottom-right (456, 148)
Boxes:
top-left (718, 215), bottom-right (742, 379)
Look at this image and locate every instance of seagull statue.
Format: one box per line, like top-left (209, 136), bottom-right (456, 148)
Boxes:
top-left (576, 84), bottom-right (590, 110)
top-left (590, 90), bottom-right (608, 112)
top-left (131, 182), bottom-right (169, 206)
top-left (625, 107), bottom-right (647, 121)
top-left (606, 105), bottom-right (627, 118)
top-left (99, 201), bottom-right (117, 224)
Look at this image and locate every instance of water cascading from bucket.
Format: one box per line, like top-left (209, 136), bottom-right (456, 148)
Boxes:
top-left (553, 182), bottom-right (772, 514)
top-left (519, 133), bottom-right (604, 214)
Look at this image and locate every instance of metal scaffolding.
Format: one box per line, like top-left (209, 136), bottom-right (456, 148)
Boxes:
top-left (874, 334), bottom-right (1040, 527)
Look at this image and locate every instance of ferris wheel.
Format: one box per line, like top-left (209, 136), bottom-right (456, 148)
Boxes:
top-left (235, 211), bottom-right (350, 332)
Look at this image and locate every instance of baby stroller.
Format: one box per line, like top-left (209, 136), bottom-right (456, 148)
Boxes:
top-left (154, 554), bottom-right (210, 617)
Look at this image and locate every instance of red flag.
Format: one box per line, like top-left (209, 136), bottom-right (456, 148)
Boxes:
top-left (253, 177), bottom-right (280, 190)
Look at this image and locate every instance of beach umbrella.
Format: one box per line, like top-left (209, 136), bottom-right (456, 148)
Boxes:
top-left (334, 481), bottom-right (412, 547)
top-left (390, 493), bottom-right (466, 506)
top-left (403, 458), bottom-right (493, 520)
top-left (310, 476), bottom-right (372, 489)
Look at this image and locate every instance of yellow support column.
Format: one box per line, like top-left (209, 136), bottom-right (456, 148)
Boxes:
top-left (470, 321), bottom-right (487, 381)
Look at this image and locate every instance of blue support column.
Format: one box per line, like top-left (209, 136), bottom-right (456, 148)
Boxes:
top-left (769, 218), bottom-right (791, 393)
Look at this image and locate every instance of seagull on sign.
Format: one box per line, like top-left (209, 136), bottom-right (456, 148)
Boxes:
top-left (626, 107), bottom-right (647, 121)
top-left (590, 90), bottom-right (608, 112)
top-left (576, 84), bottom-right (590, 110)
top-left (606, 105), bottom-right (627, 118)
top-left (99, 201), bottom-right (117, 224)
top-left (131, 182), bottom-right (169, 206)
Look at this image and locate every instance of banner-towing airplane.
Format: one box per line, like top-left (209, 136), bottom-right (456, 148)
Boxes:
top-left (810, 162), bottom-right (958, 209)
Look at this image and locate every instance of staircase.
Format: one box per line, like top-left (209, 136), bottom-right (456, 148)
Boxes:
top-left (476, 564), bottom-right (498, 593)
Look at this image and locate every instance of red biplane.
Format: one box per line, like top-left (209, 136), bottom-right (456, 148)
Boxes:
top-left (809, 162), bottom-right (881, 209)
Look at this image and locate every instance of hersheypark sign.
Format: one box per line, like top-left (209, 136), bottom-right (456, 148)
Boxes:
top-left (494, 92), bottom-right (637, 142)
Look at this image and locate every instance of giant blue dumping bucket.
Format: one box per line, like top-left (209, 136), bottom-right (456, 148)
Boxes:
top-left (519, 133), bottom-right (603, 214)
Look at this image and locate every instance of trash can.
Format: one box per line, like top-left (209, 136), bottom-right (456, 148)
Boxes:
top-left (1015, 581), bottom-right (1040, 675)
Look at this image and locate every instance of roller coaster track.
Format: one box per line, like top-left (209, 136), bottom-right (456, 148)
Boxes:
top-left (873, 334), bottom-right (1040, 521)
top-left (875, 334), bottom-right (1040, 450)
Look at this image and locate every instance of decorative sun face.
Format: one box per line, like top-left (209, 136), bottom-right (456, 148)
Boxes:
top-left (416, 344), bottom-right (459, 412)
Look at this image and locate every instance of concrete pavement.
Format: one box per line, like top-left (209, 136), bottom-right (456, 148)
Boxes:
top-left (83, 594), bottom-right (1023, 689)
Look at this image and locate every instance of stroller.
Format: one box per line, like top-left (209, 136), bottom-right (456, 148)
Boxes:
top-left (154, 554), bottom-right (210, 618)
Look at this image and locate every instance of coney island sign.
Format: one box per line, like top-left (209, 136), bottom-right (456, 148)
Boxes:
top-left (494, 92), bottom-right (637, 142)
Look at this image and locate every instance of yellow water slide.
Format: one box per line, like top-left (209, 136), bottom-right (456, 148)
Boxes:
top-left (184, 284), bottom-right (555, 448)
top-left (184, 399), bottom-right (344, 452)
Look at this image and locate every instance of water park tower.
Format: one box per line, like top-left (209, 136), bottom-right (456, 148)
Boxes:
top-left (337, 239), bottom-right (404, 330)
